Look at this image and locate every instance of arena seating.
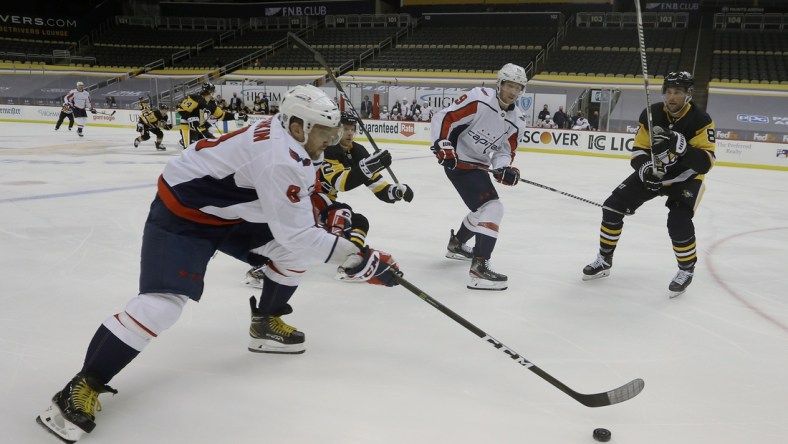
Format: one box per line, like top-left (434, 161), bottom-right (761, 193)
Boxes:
top-left (542, 49), bottom-right (681, 77)
top-left (0, 38), bottom-right (79, 64)
top-left (362, 47), bottom-right (541, 72)
top-left (398, 26), bottom-right (550, 47)
top-left (541, 26), bottom-right (684, 77)
top-left (357, 24), bottom-right (553, 73)
top-left (710, 29), bottom-right (788, 83)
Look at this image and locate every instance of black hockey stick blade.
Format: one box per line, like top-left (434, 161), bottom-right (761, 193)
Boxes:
top-left (394, 273), bottom-right (645, 407)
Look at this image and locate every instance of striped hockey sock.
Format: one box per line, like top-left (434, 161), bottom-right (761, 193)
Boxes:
top-left (598, 220), bottom-right (623, 257)
top-left (672, 235), bottom-right (697, 270)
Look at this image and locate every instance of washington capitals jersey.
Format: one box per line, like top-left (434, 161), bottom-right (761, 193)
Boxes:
top-left (158, 116), bottom-right (353, 263)
top-left (65, 89), bottom-right (92, 110)
top-left (632, 102), bottom-right (716, 184)
top-left (431, 87), bottom-right (525, 169)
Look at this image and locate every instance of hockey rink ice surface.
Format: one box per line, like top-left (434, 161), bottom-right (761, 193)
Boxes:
top-left (1, 122), bottom-right (787, 444)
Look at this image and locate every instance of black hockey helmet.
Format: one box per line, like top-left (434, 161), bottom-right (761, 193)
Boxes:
top-left (340, 111), bottom-right (359, 127)
top-left (159, 103), bottom-right (169, 110)
top-left (662, 71), bottom-right (694, 94)
top-left (138, 97), bottom-right (150, 110)
top-left (201, 82), bottom-right (216, 95)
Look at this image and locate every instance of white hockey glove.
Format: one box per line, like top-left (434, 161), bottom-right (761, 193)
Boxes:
top-left (234, 112), bottom-right (249, 122)
top-left (337, 247), bottom-right (400, 287)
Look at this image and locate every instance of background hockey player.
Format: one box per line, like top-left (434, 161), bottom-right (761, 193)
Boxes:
top-left (244, 111), bottom-right (414, 288)
top-left (582, 71), bottom-right (716, 297)
top-left (64, 81), bottom-right (96, 137)
top-left (54, 100), bottom-right (74, 131)
top-left (429, 63), bottom-right (527, 291)
top-left (37, 84), bottom-right (400, 444)
top-left (133, 98), bottom-right (172, 151)
top-left (176, 82), bottom-right (247, 147)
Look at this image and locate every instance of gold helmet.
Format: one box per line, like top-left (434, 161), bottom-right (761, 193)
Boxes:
top-left (138, 97), bottom-right (151, 110)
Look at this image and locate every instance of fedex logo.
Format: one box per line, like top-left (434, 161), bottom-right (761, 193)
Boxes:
top-left (737, 114), bottom-right (769, 124)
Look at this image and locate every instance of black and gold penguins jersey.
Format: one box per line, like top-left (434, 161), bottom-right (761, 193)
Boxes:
top-left (632, 102), bottom-right (716, 185)
top-left (320, 142), bottom-right (399, 203)
top-left (140, 108), bottom-right (170, 129)
top-left (177, 94), bottom-right (229, 121)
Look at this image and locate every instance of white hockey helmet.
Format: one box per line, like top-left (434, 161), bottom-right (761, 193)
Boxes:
top-left (76, 81), bottom-right (85, 90)
top-left (497, 63), bottom-right (527, 96)
top-left (280, 84), bottom-right (342, 146)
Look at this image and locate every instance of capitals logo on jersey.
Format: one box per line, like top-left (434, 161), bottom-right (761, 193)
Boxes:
top-left (289, 148), bottom-right (312, 166)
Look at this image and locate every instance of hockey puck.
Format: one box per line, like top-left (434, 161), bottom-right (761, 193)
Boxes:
top-left (593, 428), bottom-right (611, 442)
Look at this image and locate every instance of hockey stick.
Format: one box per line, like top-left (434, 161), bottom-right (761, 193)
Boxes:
top-left (461, 162), bottom-right (632, 216)
top-left (633, 0), bottom-right (662, 177)
top-left (94, 110), bottom-right (116, 116)
top-left (393, 273), bottom-right (645, 407)
top-left (287, 31), bottom-right (400, 184)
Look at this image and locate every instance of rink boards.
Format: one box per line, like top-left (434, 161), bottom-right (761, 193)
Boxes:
top-left (1, 103), bottom-right (786, 171)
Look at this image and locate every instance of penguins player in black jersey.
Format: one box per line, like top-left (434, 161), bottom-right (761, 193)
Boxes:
top-left (133, 98), bottom-right (172, 151)
top-left (176, 82), bottom-right (247, 147)
top-left (582, 71), bottom-right (716, 298)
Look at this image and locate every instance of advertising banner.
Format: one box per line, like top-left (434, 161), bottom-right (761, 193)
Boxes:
top-left (2, 104), bottom-right (786, 170)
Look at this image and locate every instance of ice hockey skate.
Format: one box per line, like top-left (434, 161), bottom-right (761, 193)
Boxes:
top-left (133, 138), bottom-right (140, 148)
top-left (582, 253), bottom-right (613, 280)
top-left (445, 229), bottom-right (473, 261)
top-left (668, 268), bottom-right (694, 298)
top-left (36, 373), bottom-right (117, 443)
top-left (467, 257), bottom-right (507, 290)
top-left (242, 266), bottom-right (265, 288)
top-left (77, 128), bottom-right (83, 137)
top-left (248, 297), bottom-right (305, 354)
top-left (155, 143), bottom-right (166, 151)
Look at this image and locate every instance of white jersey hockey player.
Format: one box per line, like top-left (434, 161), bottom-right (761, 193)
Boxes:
top-left (64, 81), bottom-right (95, 137)
top-left (36, 84), bottom-right (400, 444)
top-left (430, 63), bottom-right (527, 290)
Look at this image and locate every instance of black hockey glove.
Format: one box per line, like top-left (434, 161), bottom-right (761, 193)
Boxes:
top-left (493, 166), bottom-right (521, 186)
top-left (136, 123), bottom-right (145, 133)
top-left (638, 161), bottom-right (663, 192)
top-left (338, 247), bottom-right (400, 287)
top-left (387, 184), bottom-right (414, 202)
top-left (187, 118), bottom-right (201, 132)
top-left (162, 123), bottom-right (173, 130)
top-left (431, 139), bottom-right (457, 169)
top-left (359, 150), bottom-right (392, 178)
top-left (234, 112), bottom-right (249, 122)
top-left (89, 108), bottom-right (97, 114)
top-left (651, 126), bottom-right (687, 166)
